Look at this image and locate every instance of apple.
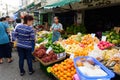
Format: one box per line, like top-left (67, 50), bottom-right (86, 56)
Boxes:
top-left (97, 41), bottom-right (114, 50)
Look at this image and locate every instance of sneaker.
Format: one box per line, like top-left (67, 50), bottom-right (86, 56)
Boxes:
top-left (29, 70), bottom-right (35, 75)
top-left (20, 71), bottom-right (25, 76)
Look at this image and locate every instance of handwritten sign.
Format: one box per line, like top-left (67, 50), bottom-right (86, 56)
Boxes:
top-left (70, 54), bottom-right (74, 59)
top-left (91, 33), bottom-right (95, 38)
top-left (101, 36), bottom-right (107, 41)
top-left (46, 46), bottom-right (52, 54)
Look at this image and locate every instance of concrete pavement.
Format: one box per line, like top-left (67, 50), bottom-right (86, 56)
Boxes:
top-left (0, 51), bottom-right (50, 80)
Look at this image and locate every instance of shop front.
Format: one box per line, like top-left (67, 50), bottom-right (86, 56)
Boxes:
top-left (84, 5), bottom-right (120, 33)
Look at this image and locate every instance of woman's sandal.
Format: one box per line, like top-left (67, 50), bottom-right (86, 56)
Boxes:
top-left (0, 60), bottom-right (3, 64)
top-left (8, 59), bottom-right (13, 63)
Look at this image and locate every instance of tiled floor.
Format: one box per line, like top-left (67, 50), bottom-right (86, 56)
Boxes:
top-left (0, 51), bottom-right (51, 80)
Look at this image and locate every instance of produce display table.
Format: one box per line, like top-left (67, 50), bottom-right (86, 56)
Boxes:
top-left (34, 30), bottom-right (120, 80)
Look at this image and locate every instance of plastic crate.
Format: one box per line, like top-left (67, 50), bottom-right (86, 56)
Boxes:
top-left (74, 56), bottom-right (115, 80)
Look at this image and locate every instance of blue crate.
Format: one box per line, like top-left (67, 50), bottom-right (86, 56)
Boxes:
top-left (74, 56), bottom-right (115, 80)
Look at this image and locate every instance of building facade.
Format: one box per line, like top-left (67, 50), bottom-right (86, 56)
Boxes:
top-left (0, 0), bottom-right (7, 17)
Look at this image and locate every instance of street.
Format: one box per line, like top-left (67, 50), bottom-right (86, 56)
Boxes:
top-left (0, 50), bottom-right (50, 80)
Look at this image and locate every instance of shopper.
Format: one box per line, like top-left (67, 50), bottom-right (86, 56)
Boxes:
top-left (14, 15), bottom-right (35, 76)
top-left (50, 17), bottom-right (63, 42)
top-left (1, 17), bottom-right (6, 22)
top-left (0, 17), bottom-right (12, 64)
top-left (1, 17), bottom-right (13, 63)
top-left (4, 16), bottom-right (13, 61)
top-left (12, 18), bottom-right (22, 41)
top-left (5, 16), bottom-right (10, 27)
top-left (14, 18), bottom-right (22, 29)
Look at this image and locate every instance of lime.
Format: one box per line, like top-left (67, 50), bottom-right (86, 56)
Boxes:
top-left (106, 35), bottom-right (110, 38)
top-left (112, 40), bottom-right (118, 44)
top-left (111, 36), bottom-right (115, 39)
top-left (47, 67), bottom-right (51, 73)
top-left (107, 39), bottom-right (112, 43)
top-left (110, 32), bottom-right (114, 35)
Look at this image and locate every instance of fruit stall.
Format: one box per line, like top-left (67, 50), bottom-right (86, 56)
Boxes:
top-left (33, 30), bottom-right (120, 80)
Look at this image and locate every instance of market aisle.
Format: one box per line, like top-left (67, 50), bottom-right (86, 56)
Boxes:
top-left (0, 50), bottom-right (50, 80)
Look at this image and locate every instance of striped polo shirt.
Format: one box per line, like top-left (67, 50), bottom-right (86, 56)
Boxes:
top-left (14, 24), bottom-right (35, 48)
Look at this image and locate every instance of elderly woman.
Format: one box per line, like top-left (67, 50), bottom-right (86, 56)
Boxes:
top-left (14, 15), bottom-right (35, 76)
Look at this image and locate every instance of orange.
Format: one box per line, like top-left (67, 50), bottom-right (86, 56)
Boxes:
top-left (67, 77), bottom-right (72, 80)
top-left (59, 73), bottom-right (63, 76)
top-left (67, 68), bottom-right (71, 72)
top-left (63, 70), bottom-right (67, 74)
top-left (73, 70), bottom-right (76, 74)
top-left (63, 66), bottom-right (67, 70)
top-left (57, 74), bottom-right (61, 78)
top-left (54, 64), bottom-right (59, 67)
top-left (54, 68), bottom-right (58, 72)
top-left (60, 77), bottom-right (64, 80)
top-left (55, 72), bottom-right (58, 76)
top-left (71, 63), bottom-right (74, 66)
top-left (71, 67), bottom-right (75, 71)
top-left (68, 64), bottom-right (72, 68)
top-left (58, 71), bottom-right (61, 74)
top-left (57, 66), bottom-right (61, 70)
top-left (71, 71), bottom-right (75, 76)
top-left (66, 72), bottom-right (71, 77)
top-left (61, 62), bottom-right (64, 65)
top-left (63, 75), bottom-right (67, 79)
top-left (60, 68), bottom-right (64, 72)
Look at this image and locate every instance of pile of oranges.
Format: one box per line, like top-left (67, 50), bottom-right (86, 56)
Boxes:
top-left (51, 59), bottom-right (76, 80)
top-left (81, 34), bottom-right (99, 47)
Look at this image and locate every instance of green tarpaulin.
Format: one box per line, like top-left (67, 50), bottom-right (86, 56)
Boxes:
top-left (44, 0), bottom-right (81, 9)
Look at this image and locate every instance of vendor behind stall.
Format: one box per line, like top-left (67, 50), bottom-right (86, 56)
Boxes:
top-left (50, 17), bottom-right (63, 42)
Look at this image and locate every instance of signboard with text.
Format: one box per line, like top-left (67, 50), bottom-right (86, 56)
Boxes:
top-left (71, 0), bottom-right (120, 10)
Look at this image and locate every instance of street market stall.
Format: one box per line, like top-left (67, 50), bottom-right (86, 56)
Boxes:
top-left (33, 29), bottom-right (120, 80)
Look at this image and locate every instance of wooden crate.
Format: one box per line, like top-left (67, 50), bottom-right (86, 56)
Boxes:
top-left (35, 56), bottom-right (66, 66)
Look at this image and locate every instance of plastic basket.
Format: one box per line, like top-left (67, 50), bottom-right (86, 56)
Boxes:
top-left (74, 56), bottom-right (115, 80)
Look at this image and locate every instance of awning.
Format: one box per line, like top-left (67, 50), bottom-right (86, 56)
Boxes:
top-left (44, 0), bottom-right (81, 9)
top-left (27, 2), bottom-right (35, 9)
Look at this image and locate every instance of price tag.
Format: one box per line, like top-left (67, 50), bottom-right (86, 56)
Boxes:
top-left (60, 53), bottom-right (63, 57)
top-left (46, 46), bottom-right (52, 54)
top-left (36, 44), bottom-right (40, 47)
top-left (101, 36), bottom-right (107, 41)
top-left (91, 33), bottom-right (95, 38)
top-left (70, 54), bottom-right (74, 59)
